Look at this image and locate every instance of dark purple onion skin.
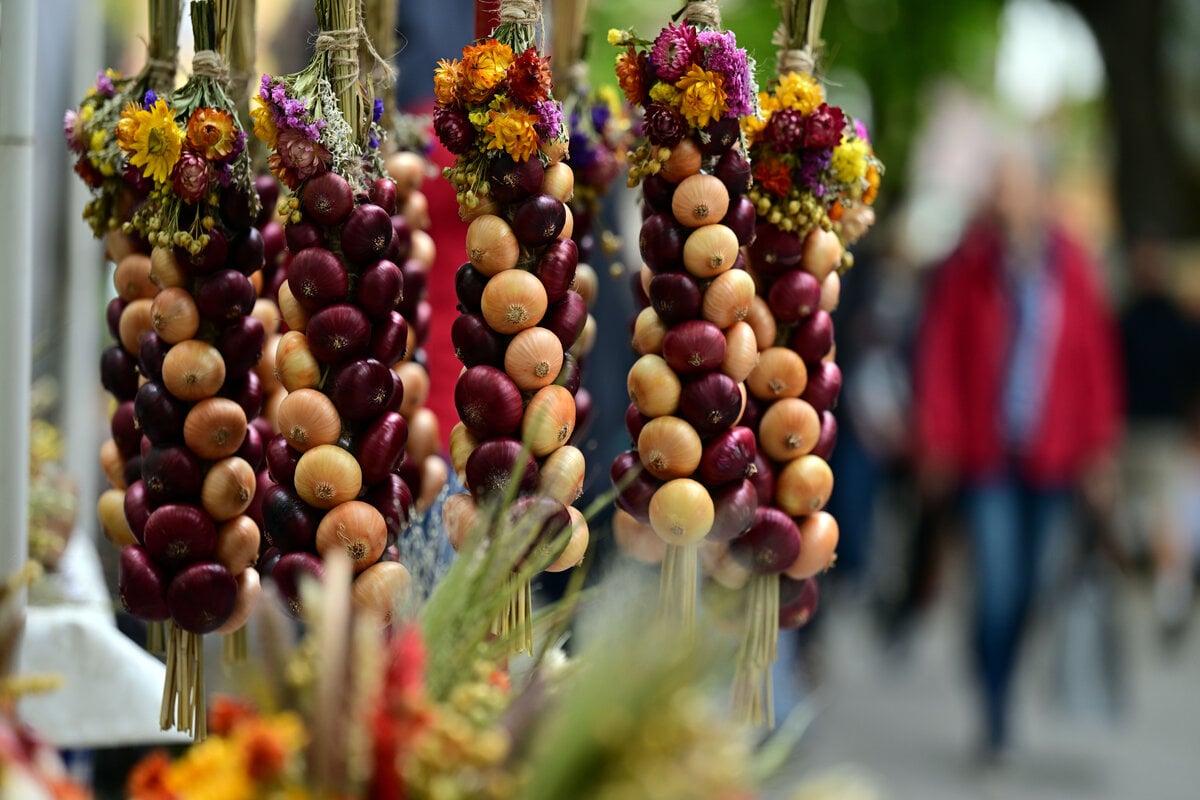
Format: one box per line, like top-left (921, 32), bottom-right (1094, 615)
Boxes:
top-left (569, 387), bottom-right (592, 446)
top-left (230, 227), bottom-right (266, 276)
top-left (218, 316), bottom-right (266, 378)
top-left (356, 259), bottom-right (403, 321)
top-left (575, 230), bottom-right (596, 263)
top-left (791, 310), bottom-right (835, 366)
top-left (106, 297), bottom-right (127, 340)
top-left (365, 474), bottom-right (413, 543)
top-left (266, 435), bottom-right (301, 487)
top-left (700, 117), bottom-right (741, 156)
top-left (811, 410), bottom-right (838, 461)
top-left (342, 203), bottom-right (395, 265)
top-left (395, 451), bottom-right (421, 494)
top-left (261, 220), bottom-right (286, 266)
top-left (247, 470), bottom-right (276, 530)
top-left (329, 358), bottom-right (395, 422)
top-left (455, 365), bottom-right (525, 437)
top-left (414, 300), bottom-right (433, 343)
top-left (122, 455), bottom-right (143, 488)
top-left (306, 303), bottom-right (372, 365)
top-left (219, 368), bottom-right (264, 421)
top-left (134, 381), bottom-right (188, 444)
top-left (739, 393), bottom-right (764, 433)
top-left (196, 269), bottom-right (256, 323)
top-left (274, 552), bottom-right (325, 618)
top-left (730, 506), bottom-right (801, 575)
top-left (698, 426), bottom-right (757, 486)
top-left (724, 195), bottom-right (757, 247)
top-left (779, 575), bottom-right (820, 629)
top-left (138, 333), bottom-right (169, 382)
top-left (101, 345), bottom-right (140, 401)
top-left (257, 546), bottom-right (281, 578)
top-left (488, 153), bottom-right (545, 203)
top-left (455, 263), bottom-right (487, 313)
top-left (662, 320), bottom-right (727, 374)
top-left (554, 353), bottom-right (582, 395)
top-left (680, 372), bottom-right (743, 435)
top-left (288, 248), bottom-right (349, 311)
top-left (255, 175), bottom-right (280, 225)
top-left (768, 270), bottom-right (822, 324)
top-left (466, 437), bottom-right (539, 503)
top-left (220, 189), bottom-right (255, 232)
top-left (709, 479), bottom-right (758, 543)
top-left (123, 480), bottom-right (153, 543)
top-left (397, 260), bottom-right (426, 318)
top-left (715, 147), bottom-right (752, 197)
top-left (251, 417), bottom-right (275, 452)
top-left (369, 311), bottom-right (409, 365)
top-left (141, 445), bottom-right (204, 505)
top-left (748, 450), bottom-right (775, 506)
top-left (356, 411), bottom-right (409, 486)
top-left (625, 403), bottom-right (651, 443)
top-left (542, 291), bottom-right (588, 349)
top-left (536, 238), bottom-right (579, 304)
top-left (611, 450), bottom-right (660, 524)
top-left (285, 221), bottom-right (326, 253)
top-left (452, 313), bottom-right (506, 368)
top-left (510, 494), bottom-right (571, 564)
top-left (639, 213), bottom-right (686, 272)
top-left (749, 223), bottom-right (803, 276)
top-left (802, 361), bottom-right (842, 414)
top-left (236, 423), bottom-right (265, 471)
top-left (167, 562), bottom-right (237, 634)
top-left (512, 194), bottom-right (567, 246)
top-left (301, 171), bottom-right (355, 226)
top-left (641, 174), bottom-right (676, 215)
top-left (174, 228), bottom-right (228, 276)
top-left (118, 545), bottom-right (170, 620)
top-left (143, 503), bottom-right (217, 570)
top-left (369, 178), bottom-right (398, 215)
top-left (386, 369), bottom-right (405, 413)
top-left (388, 215), bottom-right (413, 264)
top-left (649, 273), bottom-right (703, 327)
top-left (262, 484), bottom-right (322, 553)
top-left (111, 401), bottom-right (141, 458)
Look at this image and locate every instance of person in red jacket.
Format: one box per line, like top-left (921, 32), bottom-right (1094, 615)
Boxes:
top-left (913, 144), bottom-right (1122, 757)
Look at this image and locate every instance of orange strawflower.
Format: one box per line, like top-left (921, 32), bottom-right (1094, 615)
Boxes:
top-left (486, 101), bottom-right (541, 162)
top-left (753, 157), bottom-right (792, 197)
top-left (186, 107), bottom-right (237, 160)
top-left (433, 58), bottom-right (463, 106)
top-left (209, 695), bottom-right (257, 737)
top-left (615, 47), bottom-right (648, 106)
top-left (125, 751), bottom-right (176, 800)
top-left (460, 41), bottom-right (514, 103)
top-left (864, 164), bottom-right (880, 205)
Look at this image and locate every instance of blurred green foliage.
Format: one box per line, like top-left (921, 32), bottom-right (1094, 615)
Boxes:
top-left (585, 0), bottom-right (1006, 199)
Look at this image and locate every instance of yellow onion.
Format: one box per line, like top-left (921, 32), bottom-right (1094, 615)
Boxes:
top-left (504, 326), bottom-right (564, 391)
top-left (150, 287), bottom-right (200, 345)
top-left (118, 298), bottom-right (155, 355)
top-left (541, 161), bottom-right (575, 202)
top-left (720, 321), bottom-right (760, 383)
top-left (638, 415), bottom-right (702, 480)
top-left (522, 385), bottom-right (576, 457)
top-left (573, 263), bottom-right (598, 307)
top-left (215, 515), bottom-right (261, 575)
top-left (449, 421), bottom-right (479, 479)
top-left (406, 407), bottom-right (441, 463)
top-left (275, 388), bottom-right (342, 451)
top-left (682, 224), bottom-right (739, 277)
top-left (627, 354), bottom-right (681, 418)
top-left (98, 488), bottom-right (135, 547)
top-left (443, 491), bottom-right (479, 551)
top-left (106, 231), bottom-right (139, 263)
top-left (460, 195), bottom-right (500, 222)
top-left (745, 296), bottom-right (777, 351)
top-left (819, 271), bottom-right (841, 313)
top-left (149, 247), bottom-right (187, 289)
top-left (540, 138), bottom-right (570, 166)
top-left (559, 204), bottom-right (575, 241)
top-left (316, 500), bottom-right (385, 572)
top-left (640, 263), bottom-right (654, 300)
top-left (404, 191), bottom-right (431, 230)
top-left (411, 229), bottom-right (436, 269)
top-left (113, 253), bottom-right (156, 301)
top-left (661, 139), bottom-right (702, 183)
top-left (546, 506), bottom-right (589, 572)
top-left (671, 173), bottom-right (730, 227)
top-left (648, 478), bottom-right (714, 545)
top-left (702, 268), bottom-right (755, 329)
top-left (776, 454), bottom-right (834, 516)
top-left (416, 454), bottom-right (448, 513)
top-left (537, 444), bottom-right (585, 505)
top-left (758, 398), bottom-right (821, 462)
top-left (386, 150), bottom-right (425, 198)
top-left (613, 508), bottom-right (667, 564)
top-left (162, 339), bottom-right (226, 401)
top-left (351, 561), bottom-right (412, 625)
top-left (699, 540), bottom-right (751, 591)
top-left (183, 398), bottom-right (247, 460)
top-left (747, 347), bottom-right (808, 400)
top-left (802, 227), bottom-right (843, 283)
top-left (252, 298), bottom-right (282, 337)
top-left (201, 456), bottom-right (256, 521)
top-left (99, 439), bottom-right (126, 490)
top-left (256, 333), bottom-right (283, 392)
top-left (481, 268), bottom-right (548, 334)
top-left (262, 387), bottom-right (285, 430)
top-left (213, 567), bottom-right (262, 635)
top-left (466, 214), bottom-right (520, 276)
top-left (294, 444), bottom-right (363, 509)
top-left (569, 314), bottom-right (597, 360)
top-left (394, 361), bottom-right (430, 417)
top-left (786, 511), bottom-right (840, 579)
top-left (632, 307), bottom-right (668, 356)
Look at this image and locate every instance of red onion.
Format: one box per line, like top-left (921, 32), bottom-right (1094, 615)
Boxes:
top-left (414, 300), bottom-right (433, 342)
top-left (246, 469), bottom-right (276, 529)
top-left (369, 177), bottom-right (398, 215)
top-left (729, 506), bottom-right (801, 575)
top-left (631, 270), bottom-right (650, 308)
top-left (723, 195), bottom-right (757, 247)
top-left (341, 203), bottom-right (395, 265)
top-left (220, 188), bottom-right (255, 231)
top-left (640, 213), bottom-right (686, 272)
top-left (662, 320), bottom-right (727, 374)
top-left (768, 270), bottom-right (822, 324)
top-left (536, 238), bottom-right (579, 304)
top-left (790, 310), bottom-right (834, 365)
top-left (356, 411), bottom-right (409, 486)
top-left (642, 174), bottom-right (676, 214)
top-left (612, 449), bottom-right (659, 524)
top-left (138, 332), bottom-right (169, 383)
top-left (387, 215), bottom-right (413, 265)
top-left (134, 381), bottom-right (187, 444)
top-left (167, 562), bottom-right (237, 633)
top-left (266, 434), bottom-right (301, 486)
top-left (101, 345), bottom-right (139, 401)
top-left (261, 484), bottom-right (321, 553)
top-left (749, 222), bottom-right (803, 276)
top-left (542, 291), bottom-right (588, 349)
top-left (195, 269), bottom-right (255, 323)
top-left (488, 153), bottom-right (545, 203)
top-left (141, 445), bottom-right (203, 505)
top-left (261, 219), bottom-right (285, 261)
top-left (365, 473), bottom-right (413, 543)
top-left (143, 503), bottom-right (217, 569)
top-left (356, 259), bottom-right (403, 321)
top-left (512, 194), bottom-right (566, 246)
top-left (288, 248), bottom-right (349, 312)
top-left (285, 221), bottom-right (326, 253)
top-left (801, 361), bottom-right (842, 414)
top-left (106, 297), bottom-right (127, 340)
top-left (111, 401), bottom-right (141, 458)
top-left (779, 575), bottom-right (820, 629)
top-left (123, 480), bottom-right (153, 544)
top-left (118, 546), bottom-right (170, 620)
top-left (811, 410), bottom-right (838, 460)
top-left (452, 313), bottom-right (507, 368)
top-left (395, 450), bottom-right (421, 494)
top-left (219, 369), bottom-right (264, 420)
top-left (570, 387), bottom-right (593, 446)
top-left (648, 273), bottom-right (702, 326)
top-left (715, 147), bottom-right (752, 197)
top-left (455, 365), bottom-right (524, 437)
top-left (748, 450), bottom-right (775, 505)
top-left (305, 303), bottom-right (372, 365)
top-left (554, 353), bottom-right (581, 395)
top-left (698, 426), bottom-right (757, 485)
top-left (236, 423), bottom-right (265, 472)
top-left (329, 358), bottom-right (395, 422)
top-left (369, 310), bottom-right (410, 365)
top-left (680, 372), bottom-right (743, 434)
top-left (709, 479), bottom-right (758, 542)
top-left (397, 259), bottom-right (426, 318)
top-left (273, 552), bottom-right (325, 618)
top-left (301, 171), bottom-right (354, 226)
top-left (509, 494), bottom-right (571, 563)
top-left (466, 437), bottom-right (539, 502)
top-left (625, 403), bottom-right (651, 442)
top-left (175, 228), bottom-right (228, 275)
top-left (217, 316), bottom-right (265, 377)
top-left (455, 262), bottom-right (488, 313)
top-left (122, 455), bottom-right (143, 488)
top-left (700, 117), bottom-right (740, 156)
top-left (230, 227), bottom-right (265, 276)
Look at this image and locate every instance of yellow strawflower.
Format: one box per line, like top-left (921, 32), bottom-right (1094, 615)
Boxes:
top-left (674, 65), bottom-right (728, 128)
top-left (486, 102), bottom-right (540, 162)
top-left (121, 98), bottom-right (183, 185)
top-left (831, 136), bottom-right (870, 185)
top-left (775, 72), bottom-right (823, 114)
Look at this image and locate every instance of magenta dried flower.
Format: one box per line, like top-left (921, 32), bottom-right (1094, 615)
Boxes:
top-left (433, 106), bottom-right (475, 155)
top-left (649, 23), bottom-right (700, 82)
top-left (804, 103), bottom-right (846, 150)
top-left (765, 108), bottom-right (806, 152)
top-left (172, 151), bottom-right (210, 203)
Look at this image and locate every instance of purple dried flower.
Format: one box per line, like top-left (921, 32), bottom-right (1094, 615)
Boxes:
top-left (369, 131), bottom-right (380, 149)
top-left (854, 118), bottom-right (870, 143)
top-left (433, 106), bottom-right (474, 155)
top-left (172, 151), bottom-right (210, 203)
top-left (797, 147), bottom-right (833, 193)
top-left (591, 102), bottom-right (612, 133)
top-left (143, 89), bottom-right (158, 109)
top-left (373, 98), bottom-right (385, 123)
top-left (697, 30), bottom-right (751, 118)
top-left (95, 71), bottom-right (116, 98)
top-left (649, 23), bottom-right (699, 82)
top-left (534, 100), bottom-right (564, 140)
top-left (804, 103), bottom-right (846, 149)
top-left (765, 108), bottom-right (806, 151)
top-left (644, 103), bottom-right (687, 147)
top-left (273, 128), bottom-right (329, 183)
top-left (63, 110), bottom-right (84, 154)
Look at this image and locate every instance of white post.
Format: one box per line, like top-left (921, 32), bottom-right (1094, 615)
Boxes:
top-left (62, 0), bottom-right (105, 522)
top-left (0, 0), bottom-right (38, 603)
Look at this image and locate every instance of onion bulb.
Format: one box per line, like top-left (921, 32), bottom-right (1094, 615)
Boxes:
top-left (294, 444), bottom-right (363, 509)
top-left (274, 330), bottom-right (322, 392)
top-left (682, 224), bottom-right (739, 277)
top-left (183, 398), bottom-right (248, 460)
top-left (213, 567), bottom-right (262, 634)
top-left (162, 339), bottom-right (226, 401)
top-left (648, 478), bottom-right (713, 545)
top-left (449, 421), bottom-right (479, 479)
top-left (215, 515), bottom-right (261, 575)
top-left (522, 385), bottom-right (576, 457)
top-left (546, 506), bottom-right (588, 572)
top-left (747, 347), bottom-right (808, 400)
top-left (786, 511), bottom-right (840, 580)
top-left (465, 215), bottom-right (519, 275)
top-left (802, 227), bottom-right (843, 283)
top-left (98, 488), bottom-right (136, 547)
top-left (201, 456), bottom-right (256, 521)
top-left (632, 307), bottom-right (667, 355)
top-left (702, 268), bottom-right (755, 329)
top-left (671, 173), bottom-right (730, 227)
top-left (481, 268), bottom-right (548, 335)
top-left (660, 139), bottom-right (701, 183)
top-left (745, 296), bottom-right (777, 352)
top-left (150, 288), bottom-right (200, 344)
top-left (316, 500), bottom-right (386, 572)
top-left (352, 561), bottom-right (412, 625)
top-left (758, 397), bottom-right (821, 462)
top-left (443, 492), bottom-right (480, 551)
top-left (277, 280), bottom-right (311, 332)
top-left (118, 298), bottom-right (155, 355)
top-left (637, 416), bottom-right (702, 480)
top-left (776, 454), bottom-right (834, 516)
top-left (113, 254), bottom-right (156, 301)
top-left (613, 508), bottom-right (667, 564)
top-left (504, 326), bottom-right (564, 391)
top-left (720, 321), bottom-right (759, 383)
top-left (627, 354), bottom-right (681, 418)
top-left (275, 388), bottom-right (342, 451)
top-left (536, 444), bottom-right (585, 505)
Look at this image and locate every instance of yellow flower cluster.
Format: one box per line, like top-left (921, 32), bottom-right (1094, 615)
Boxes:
top-left (674, 65), bottom-right (728, 128)
top-left (117, 98), bottom-right (183, 184)
top-left (250, 95), bottom-right (278, 149)
top-left (742, 72), bottom-right (825, 143)
top-left (461, 41), bottom-right (515, 103)
top-left (831, 136), bottom-right (870, 185)
top-left (486, 101), bottom-right (541, 162)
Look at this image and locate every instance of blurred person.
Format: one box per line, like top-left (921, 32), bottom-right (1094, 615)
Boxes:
top-left (912, 138), bottom-right (1122, 759)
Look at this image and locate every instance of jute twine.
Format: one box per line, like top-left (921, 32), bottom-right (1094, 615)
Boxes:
top-left (683, 0), bottom-right (721, 30)
top-left (317, 22), bottom-right (397, 86)
top-left (499, 0), bottom-right (541, 25)
top-left (778, 46), bottom-right (816, 77)
top-left (191, 49), bottom-right (230, 85)
top-left (146, 57), bottom-right (176, 88)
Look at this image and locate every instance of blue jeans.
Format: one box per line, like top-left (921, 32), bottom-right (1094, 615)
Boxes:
top-left (962, 477), bottom-right (1071, 749)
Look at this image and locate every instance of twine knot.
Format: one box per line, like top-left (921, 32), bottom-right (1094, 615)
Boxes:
top-left (778, 47), bottom-right (816, 77)
top-left (145, 57), bottom-right (176, 87)
top-left (191, 49), bottom-right (229, 85)
top-left (499, 0), bottom-right (541, 25)
top-left (316, 24), bottom-right (397, 87)
top-left (682, 0), bottom-right (721, 30)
